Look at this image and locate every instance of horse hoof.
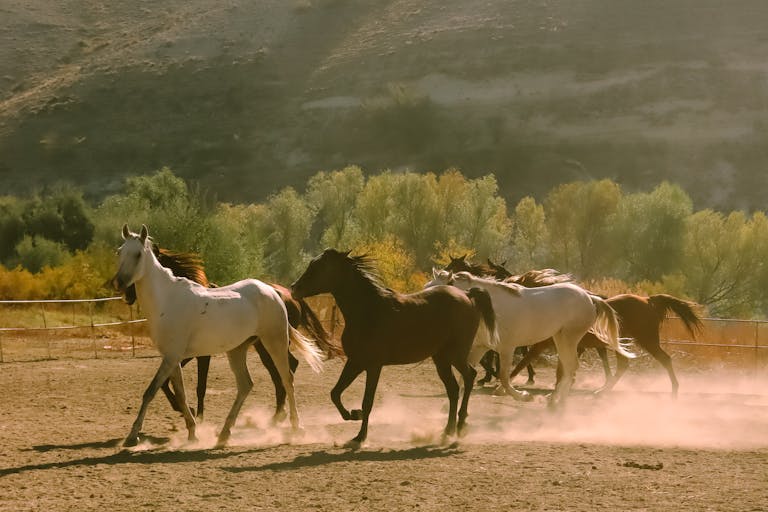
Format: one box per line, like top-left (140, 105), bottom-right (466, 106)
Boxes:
top-left (122, 435), bottom-right (139, 448)
top-left (271, 411), bottom-right (288, 426)
top-left (517, 391), bottom-right (534, 402)
top-left (349, 410), bottom-right (363, 421)
top-left (344, 438), bottom-right (363, 450)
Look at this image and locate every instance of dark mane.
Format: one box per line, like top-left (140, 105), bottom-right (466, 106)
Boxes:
top-left (153, 245), bottom-right (210, 287)
top-left (347, 253), bottom-right (394, 297)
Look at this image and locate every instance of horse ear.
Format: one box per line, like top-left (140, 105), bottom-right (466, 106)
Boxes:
top-left (501, 260), bottom-right (507, 266)
top-left (432, 267), bottom-right (439, 278)
top-left (122, 224), bottom-right (130, 240)
top-left (460, 254), bottom-right (467, 261)
top-left (139, 224), bottom-right (149, 243)
top-left (342, 250), bottom-right (351, 257)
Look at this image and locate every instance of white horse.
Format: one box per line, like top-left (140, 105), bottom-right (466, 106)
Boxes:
top-left (425, 270), bottom-right (634, 407)
top-left (112, 224), bottom-right (323, 447)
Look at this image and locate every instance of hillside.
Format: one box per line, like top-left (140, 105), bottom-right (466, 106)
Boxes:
top-left (2, 0), bottom-right (768, 209)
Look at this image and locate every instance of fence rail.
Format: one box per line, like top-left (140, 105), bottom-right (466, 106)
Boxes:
top-left (1, 297), bottom-right (767, 370)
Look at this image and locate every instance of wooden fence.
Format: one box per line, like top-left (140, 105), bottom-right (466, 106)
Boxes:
top-left (1, 296), bottom-right (767, 371)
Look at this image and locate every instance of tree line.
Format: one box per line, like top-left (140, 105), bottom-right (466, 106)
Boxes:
top-left (1, 166), bottom-right (767, 318)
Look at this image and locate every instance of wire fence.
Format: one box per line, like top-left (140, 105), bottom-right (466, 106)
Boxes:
top-left (1, 297), bottom-right (767, 371)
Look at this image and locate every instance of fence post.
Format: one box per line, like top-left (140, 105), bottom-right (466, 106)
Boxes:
top-left (130, 303), bottom-right (135, 358)
top-left (90, 301), bottom-right (97, 359)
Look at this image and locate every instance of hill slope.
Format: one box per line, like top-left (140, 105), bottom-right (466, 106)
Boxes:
top-left (2, 0), bottom-right (768, 209)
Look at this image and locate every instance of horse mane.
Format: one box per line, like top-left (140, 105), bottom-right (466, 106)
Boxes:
top-left (507, 268), bottom-right (573, 288)
top-left (152, 244), bottom-right (210, 287)
top-left (346, 254), bottom-right (394, 297)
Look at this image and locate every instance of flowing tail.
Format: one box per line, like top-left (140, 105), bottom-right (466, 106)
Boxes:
top-left (467, 287), bottom-right (500, 349)
top-left (296, 298), bottom-right (345, 358)
top-left (647, 294), bottom-right (703, 338)
top-left (590, 295), bottom-right (636, 359)
top-left (288, 327), bottom-right (324, 373)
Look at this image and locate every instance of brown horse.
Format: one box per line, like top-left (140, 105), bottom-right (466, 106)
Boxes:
top-left (509, 293), bottom-right (702, 397)
top-left (291, 249), bottom-right (498, 447)
top-left (122, 245), bottom-right (341, 420)
top-left (443, 256), bottom-right (573, 386)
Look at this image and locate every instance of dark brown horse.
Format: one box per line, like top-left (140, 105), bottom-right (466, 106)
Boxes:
top-left (122, 245), bottom-right (341, 420)
top-left (443, 256), bottom-right (573, 386)
top-left (291, 249), bottom-right (498, 447)
top-left (509, 293), bottom-right (703, 397)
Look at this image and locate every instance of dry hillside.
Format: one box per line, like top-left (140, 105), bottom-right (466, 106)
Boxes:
top-left (2, 0), bottom-right (768, 207)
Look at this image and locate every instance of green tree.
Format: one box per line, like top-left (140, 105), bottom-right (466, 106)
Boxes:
top-left (0, 196), bottom-right (25, 264)
top-left (681, 209), bottom-right (766, 316)
top-left (510, 196), bottom-right (548, 271)
top-left (545, 179), bottom-right (621, 278)
top-left (306, 166), bottom-right (365, 248)
top-left (22, 184), bottom-right (94, 252)
top-left (454, 174), bottom-right (511, 261)
top-left (388, 172), bottom-right (441, 266)
top-left (611, 182), bottom-right (692, 282)
top-left (260, 187), bottom-right (313, 282)
top-left (353, 171), bottom-right (398, 243)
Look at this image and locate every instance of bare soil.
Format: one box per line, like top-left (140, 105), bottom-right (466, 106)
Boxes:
top-left (1, 352), bottom-right (767, 511)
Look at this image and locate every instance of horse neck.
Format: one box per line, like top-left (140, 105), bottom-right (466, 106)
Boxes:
top-left (328, 267), bottom-right (388, 324)
top-left (134, 249), bottom-right (177, 316)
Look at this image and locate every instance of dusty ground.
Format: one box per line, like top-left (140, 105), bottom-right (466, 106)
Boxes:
top-left (1, 353), bottom-right (767, 511)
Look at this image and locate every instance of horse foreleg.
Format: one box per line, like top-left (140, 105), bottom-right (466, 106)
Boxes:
top-left (124, 357), bottom-right (179, 447)
top-left (168, 365), bottom-right (197, 443)
top-left (348, 365), bottom-right (382, 448)
top-left (195, 356), bottom-right (211, 420)
top-left (498, 349), bottom-right (532, 401)
top-left (217, 343), bottom-right (253, 447)
top-left (331, 359), bottom-right (364, 421)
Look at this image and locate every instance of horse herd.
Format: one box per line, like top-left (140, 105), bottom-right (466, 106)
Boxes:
top-left (112, 224), bottom-right (702, 449)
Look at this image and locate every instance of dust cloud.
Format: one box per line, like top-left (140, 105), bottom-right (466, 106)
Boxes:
top-left (130, 369), bottom-right (768, 452)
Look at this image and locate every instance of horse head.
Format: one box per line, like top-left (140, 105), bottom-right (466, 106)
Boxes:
top-left (112, 224), bottom-right (151, 297)
top-left (291, 248), bottom-right (351, 299)
top-left (444, 254), bottom-right (469, 273)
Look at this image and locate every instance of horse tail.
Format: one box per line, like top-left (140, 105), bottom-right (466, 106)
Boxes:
top-left (297, 297), bottom-right (345, 358)
top-left (590, 295), bottom-right (636, 359)
top-left (647, 294), bottom-right (703, 339)
top-left (288, 326), bottom-right (324, 373)
top-left (467, 287), bottom-right (499, 349)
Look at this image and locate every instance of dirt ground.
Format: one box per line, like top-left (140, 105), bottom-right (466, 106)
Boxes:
top-left (1, 352), bottom-right (767, 512)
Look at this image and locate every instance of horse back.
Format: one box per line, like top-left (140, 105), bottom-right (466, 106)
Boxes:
top-left (341, 286), bottom-right (480, 365)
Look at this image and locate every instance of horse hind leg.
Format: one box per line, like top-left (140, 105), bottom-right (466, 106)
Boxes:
top-left (550, 334), bottom-right (580, 410)
top-left (433, 354), bottom-right (460, 439)
top-left (217, 342), bottom-right (254, 447)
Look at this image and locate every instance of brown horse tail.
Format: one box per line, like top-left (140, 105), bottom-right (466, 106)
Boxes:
top-left (648, 294), bottom-right (703, 339)
top-left (297, 298), bottom-right (345, 358)
top-left (288, 326), bottom-right (324, 373)
top-left (467, 287), bottom-right (499, 348)
top-left (590, 295), bottom-right (636, 359)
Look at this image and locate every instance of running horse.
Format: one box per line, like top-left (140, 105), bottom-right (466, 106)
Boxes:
top-left (443, 255), bottom-right (573, 386)
top-left (508, 293), bottom-right (702, 397)
top-left (122, 244), bottom-right (341, 422)
top-left (112, 224), bottom-right (324, 447)
top-left (426, 270), bottom-right (635, 407)
top-left (291, 249), bottom-right (499, 447)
